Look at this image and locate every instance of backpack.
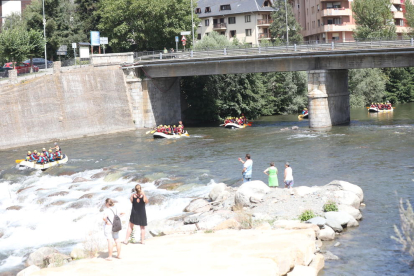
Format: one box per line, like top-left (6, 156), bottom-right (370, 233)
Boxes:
top-left (107, 208), bottom-right (122, 232)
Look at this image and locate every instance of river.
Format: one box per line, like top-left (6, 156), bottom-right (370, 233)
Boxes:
top-left (0, 103), bottom-right (413, 275)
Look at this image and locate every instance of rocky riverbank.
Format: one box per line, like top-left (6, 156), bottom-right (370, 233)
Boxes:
top-left (15, 180), bottom-right (364, 276)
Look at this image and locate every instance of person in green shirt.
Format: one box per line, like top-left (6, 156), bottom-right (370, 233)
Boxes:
top-left (264, 162), bottom-right (278, 187)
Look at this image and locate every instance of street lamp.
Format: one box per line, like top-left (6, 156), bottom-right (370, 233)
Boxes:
top-left (191, 0), bottom-right (195, 47)
top-left (42, 0), bottom-right (47, 69)
top-left (284, 0), bottom-right (289, 45)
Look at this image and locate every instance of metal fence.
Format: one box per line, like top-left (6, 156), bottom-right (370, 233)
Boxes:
top-left (132, 38), bottom-right (414, 64)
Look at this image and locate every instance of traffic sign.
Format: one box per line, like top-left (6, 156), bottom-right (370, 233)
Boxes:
top-left (182, 41), bottom-right (186, 46)
top-left (181, 31), bottom-right (191, 35)
top-left (100, 37), bottom-right (108, 45)
top-left (72, 43), bottom-right (77, 49)
top-left (175, 36), bottom-right (179, 42)
top-left (181, 35), bottom-right (186, 41)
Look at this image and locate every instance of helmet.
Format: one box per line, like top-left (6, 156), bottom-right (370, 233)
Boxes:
top-left (48, 149), bottom-right (52, 152)
top-left (40, 153), bottom-right (44, 156)
top-left (304, 108), bottom-right (308, 110)
top-left (173, 125), bottom-right (176, 127)
top-left (34, 150), bottom-right (37, 153)
top-left (26, 156), bottom-right (30, 160)
top-left (28, 151), bottom-right (31, 154)
top-left (42, 148), bottom-right (46, 151)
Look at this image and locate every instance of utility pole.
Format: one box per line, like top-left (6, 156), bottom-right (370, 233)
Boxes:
top-left (42, 0), bottom-right (47, 69)
top-left (191, 0), bottom-right (195, 47)
top-left (284, 0), bottom-right (289, 45)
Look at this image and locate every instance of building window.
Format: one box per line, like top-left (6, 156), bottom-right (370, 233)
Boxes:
top-left (312, 21), bottom-right (315, 28)
top-left (312, 6), bottom-right (314, 14)
top-left (205, 7), bottom-right (211, 13)
top-left (220, 4), bottom-right (231, 10)
top-left (230, 30), bottom-right (236, 38)
top-left (307, 8), bottom-right (308, 15)
top-left (197, 33), bottom-right (201, 40)
top-left (205, 19), bottom-right (209, 26)
top-left (195, 8), bottom-right (201, 14)
top-left (332, 33), bottom-right (340, 41)
top-left (333, 2), bottom-right (341, 8)
top-left (334, 18), bottom-right (341, 24)
top-left (317, 4), bottom-right (319, 11)
top-left (220, 31), bottom-right (225, 35)
top-left (264, 0), bottom-right (271, 6)
top-left (205, 32), bottom-right (209, 36)
top-left (318, 19), bottom-right (320, 26)
top-left (245, 15), bottom-right (251, 22)
top-left (327, 18), bottom-right (333, 24)
top-left (245, 29), bottom-right (252, 36)
top-left (229, 17), bottom-right (236, 24)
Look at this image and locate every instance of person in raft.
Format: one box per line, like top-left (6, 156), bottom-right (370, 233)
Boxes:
top-left (103, 198), bottom-right (124, 261)
top-left (263, 162), bottom-right (278, 187)
top-left (302, 108), bottom-right (308, 115)
top-left (123, 184), bottom-right (148, 245)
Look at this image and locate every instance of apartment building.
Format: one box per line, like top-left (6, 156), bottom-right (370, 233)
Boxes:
top-left (292, 0), bottom-right (411, 43)
top-left (196, 0), bottom-right (275, 45)
top-left (0, 0), bottom-right (33, 29)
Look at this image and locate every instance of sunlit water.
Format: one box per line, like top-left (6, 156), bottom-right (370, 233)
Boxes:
top-left (0, 103), bottom-right (413, 275)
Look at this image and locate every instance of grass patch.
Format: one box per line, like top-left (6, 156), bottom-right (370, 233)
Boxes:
top-left (299, 210), bottom-right (316, 222)
top-left (323, 201), bottom-right (339, 212)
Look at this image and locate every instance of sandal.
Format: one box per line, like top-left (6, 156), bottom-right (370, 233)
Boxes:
top-left (121, 241), bottom-right (129, 245)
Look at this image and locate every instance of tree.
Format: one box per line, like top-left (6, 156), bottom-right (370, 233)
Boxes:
top-left (24, 0), bottom-right (86, 60)
top-left (348, 69), bottom-right (387, 107)
top-left (404, 0), bottom-right (414, 36)
top-left (194, 31), bottom-right (231, 50)
top-left (384, 68), bottom-right (414, 103)
top-left (75, 0), bottom-right (102, 39)
top-left (352, 0), bottom-right (396, 40)
top-left (97, 0), bottom-right (198, 52)
top-left (270, 0), bottom-right (303, 44)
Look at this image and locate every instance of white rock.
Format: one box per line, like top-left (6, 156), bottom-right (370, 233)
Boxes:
top-left (183, 198), bottom-right (211, 213)
top-left (287, 265), bottom-right (317, 276)
top-left (25, 247), bottom-right (58, 267)
top-left (306, 217), bottom-right (326, 228)
top-left (234, 180), bottom-right (270, 207)
top-left (294, 186), bottom-right (313, 197)
top-left (325, 212), bottom-right (354, 226)
top-left (209, 183), bottom-right (228, 202)
top-left (347, 217), bottom-right (359, 227)
top-left (70, 245), bottom-right (86, 259)
top-left (328, 180), bottom-right (364, 202)
top-left (17, 265), bottom-right (40, 276)
top-left (309, 254), bottom-right (324, 275)
top-left (252, 213), bottom-right (273, 221)
top-left (333, 190), bottom-right (361, 209)
top-left (338, 205), bottom-right (362, 220)
top-left (325, 219), bottom-right (343, 232)
top-left (255, 222), bottom-right (272, 230)
top-left (319, 225), bottom-right (335, 241)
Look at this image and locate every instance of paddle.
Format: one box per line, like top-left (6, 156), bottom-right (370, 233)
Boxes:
top-left (247, 123), bottom-right (252, 126)
top-left (15, 159), bottom-right (24, 164)
top-left (219, 124), bottom-right (225, 126)
top-left (146, 129), bottom-right (157, 134)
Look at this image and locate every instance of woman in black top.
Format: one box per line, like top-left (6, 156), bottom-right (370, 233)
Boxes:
top-left (123, 184), bottom-right (148, 244)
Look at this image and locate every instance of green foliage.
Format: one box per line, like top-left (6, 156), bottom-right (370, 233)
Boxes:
top-left (352, 0), bottom-right (396, 40)
top-left (299, 210), bottom-right (316, 222)
top-left (384, 68), bottom-right (414, 103)
top-left (349, 69), bottom-right (387, 107)
top-left (97, 0), bottom-right (198, 52)
top-left (405, 0), bottom-right (414, 35)
top-left (392, 198), bottom-right (414, 261)
top-left (24, 0), bottom-right (86, 60)
top-left (204, 229), bottom-right (215, 234)
top-left (270, 0), bottom-right (303, 44)
top-left (194, 31), bottom-right (231, 50)
top-left (2, 13), bottom-right (27, 31)
top-left (323, 201), bottom-right (339, 212)
top-left (75, 0), bottom-right (102, 40)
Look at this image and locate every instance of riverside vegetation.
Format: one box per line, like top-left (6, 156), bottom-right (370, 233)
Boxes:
top-left (17, 179), bottom-right (365, 276)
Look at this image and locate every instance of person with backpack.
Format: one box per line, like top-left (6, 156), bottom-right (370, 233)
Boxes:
top-left (103, 198), bottom-right (124, 261)
top-left (123, 184), bottom-right (148, 245)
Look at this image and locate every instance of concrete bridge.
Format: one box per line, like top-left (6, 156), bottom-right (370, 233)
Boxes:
top-left (121, 39), bottom-right (414, 128)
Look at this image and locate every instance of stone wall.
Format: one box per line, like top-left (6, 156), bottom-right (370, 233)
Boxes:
top-left (91, 52), bottom-right (134, 66)
top-left (0, 66), bottom-right (135, 149)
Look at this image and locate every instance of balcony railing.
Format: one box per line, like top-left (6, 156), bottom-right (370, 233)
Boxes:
top-left (213, 23), bottom-right (227, 30)
top-left (322, 24), bottom-right (355, 32)
top-left (391, 0), bottom-right (404, 4)
top-left (393, 11), bottom-right (404, 19)
top-left (258, 33), bottom-right (270, 39)
top-left (321, 8), bottom-right (351, 17)
top-left (257, 19), bottom-right (274, 25)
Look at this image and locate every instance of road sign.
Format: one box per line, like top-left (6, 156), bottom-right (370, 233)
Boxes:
top-left (181, 35), bottom-right (186, 41)
top-left (90, 31), bottom-right (100, 46)
top-left (100, 37), bottom-right (108, 45)
top-left (175, 36), bottom-right (179, 42)
top-left (72, 43), bottom-right (77, 49)
top-left (182, 41), bottom-right (186, 46)
top-left (180, 31), bottom-right (191, 35)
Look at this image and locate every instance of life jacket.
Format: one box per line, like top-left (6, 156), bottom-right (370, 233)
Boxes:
top-left (30, 153), bottom-right (38, 160)
top-left (43, 151), bottom-right (49, 158)
top-left (37, 156), bottom-right (44, 163)
top-left (56, 151), bottom-right (61, 158)
top-left (49, 152), bottom-right (55, 160)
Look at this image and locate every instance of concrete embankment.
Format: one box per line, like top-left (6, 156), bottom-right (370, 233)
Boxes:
top-left (0, 66), bottom-right (135, 149)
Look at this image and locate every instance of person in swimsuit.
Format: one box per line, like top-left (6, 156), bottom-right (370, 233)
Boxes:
top-left (123, 184), bottom-right (148, 245)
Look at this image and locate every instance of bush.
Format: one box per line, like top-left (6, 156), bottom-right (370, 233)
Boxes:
top-left (392, 198), bottom-right (414, 261)
top-left (323, 201), bottom-right (339, 212)
top-left (299, 210), bottom-right (316, 222)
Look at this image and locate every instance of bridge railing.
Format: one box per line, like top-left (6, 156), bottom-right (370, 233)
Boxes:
top-left (131, 38), bottom-right (414, 64)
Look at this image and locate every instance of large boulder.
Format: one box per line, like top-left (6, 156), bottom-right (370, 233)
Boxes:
top-left (319, 225), bottom-right (335, 241)
top-left (234, 180), bottom-right (270, 207)
top-left (294, 186), bottom-right (319, 197)
top-left (325, 211), bottom-right (354, 227)
top-left (333, 190), bottom-right (361, 209)
top-left (338, 205), bottom-right (362, 220)
top-left (309, 253), bottom-right (325, 275)
top-left (43, 253), bottom-right (72, 268)
top-left (183, 198), bottom-right (211, 213)
top-left (209, 183), bottom-right (228, 202)
top-left (72, 177), bottom-right (89, 183)
top-left (214, 219), bottom-right (240, 230)
top-left (25, 247), bottom-right (58, 267)
top-left (16, 265), bottom-right (40, 276)
top-left (325, 219), bottom-right (343, 233)
top-left (70, 245), bottom-right (86, 259)
top-left (347, 217), bottom-right (359, 227)
top-left (287, 265), bottom-right (317, 276)
top-left (328, 180), bottom-right (364, 202)
top-left (306, 217), bottom-right (326, 228)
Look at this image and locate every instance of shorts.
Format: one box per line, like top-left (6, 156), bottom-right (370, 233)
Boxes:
top-left (243, 175), bottom-right (252, 183)
top-left (104, 225), bottom-right (119, 240)
top-left (284, 179), bottom-right (294, 188)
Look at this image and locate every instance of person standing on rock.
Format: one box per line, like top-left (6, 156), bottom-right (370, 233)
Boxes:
top-left (284, 162), bottom-right (294, 190)
top-left (103, 198), bottom-right (124, 261)
top-left (123, 184), bottom-right (148, 245)
top-left (238, 154), bottom-right (253, 183)
top-left (264, 162), bottom-right (278, 187)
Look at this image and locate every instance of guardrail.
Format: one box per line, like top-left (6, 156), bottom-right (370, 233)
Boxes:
top-left (130, 38), bottom-right (414, 64)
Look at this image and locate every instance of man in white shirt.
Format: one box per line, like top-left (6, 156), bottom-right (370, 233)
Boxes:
top-left (284, 162), bottom-right (294, 189)
top-left (238, 154), bottom-right (253, 183)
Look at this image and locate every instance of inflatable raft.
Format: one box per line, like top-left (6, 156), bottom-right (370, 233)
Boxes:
top-left (153, 131), bottom-right (189, 139)
top-left (369, 107), bottom-right (393, 113)
top-left (224, 123), bottom-right (247, 129)
top-left (18, 155), bottom-right (69, 170)
top-left (298, 113), bottom-right (309, 119)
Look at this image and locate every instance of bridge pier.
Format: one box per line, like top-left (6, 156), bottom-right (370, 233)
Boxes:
top-left (307, 69), bottom-right (350, 128)
top-left (123, 68), bottom-right (181, 128)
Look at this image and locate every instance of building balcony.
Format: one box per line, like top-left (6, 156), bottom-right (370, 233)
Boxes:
top-left (257, 19), bottom-right (273, 26)
top-left (321, 8), bottom-right (352, 17)
top-left (396, 26), bottom-right (409, 33)
top-left (213, 23), bottom-right (227, 30)
top-left (393, 11), bottom-right (404, 19)
top-left (258, 33), bottom-right (271, 39)
top-left (391, 0), bottom-right (404, 4)
top-left (322, 24), bottom-right (356, 32)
